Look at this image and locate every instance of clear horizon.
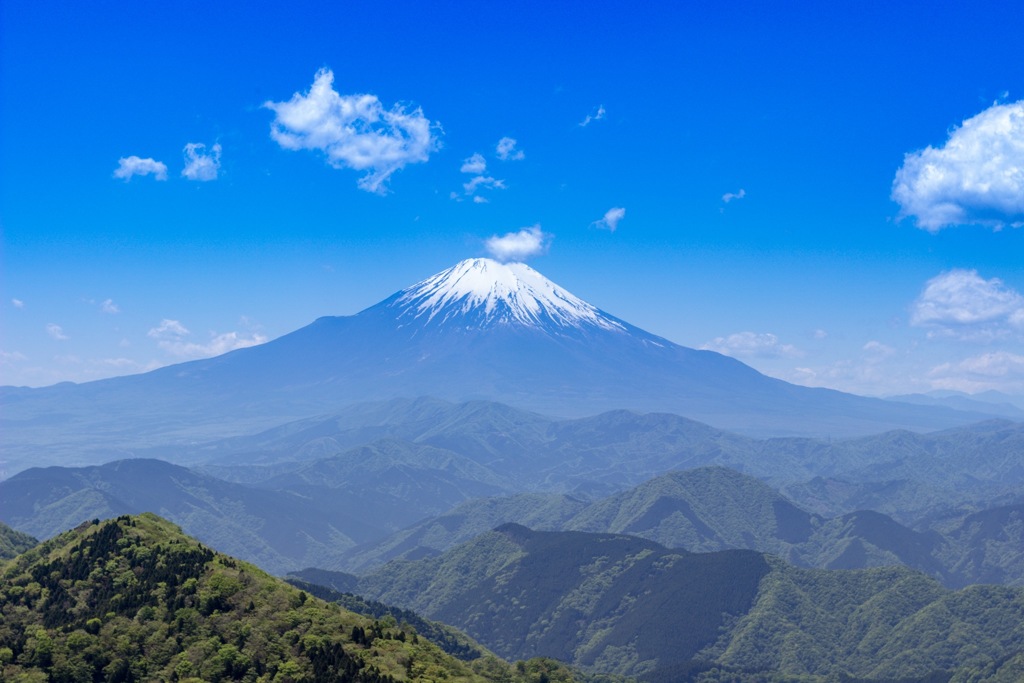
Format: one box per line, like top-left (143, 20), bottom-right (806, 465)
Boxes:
top-left (2, 1), bottom-right (1023, 397)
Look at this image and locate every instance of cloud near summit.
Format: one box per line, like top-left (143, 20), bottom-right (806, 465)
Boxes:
top-left (264, 68), bottom-right (440, 194)
top-left (484, 225), bottom-right (551, 262)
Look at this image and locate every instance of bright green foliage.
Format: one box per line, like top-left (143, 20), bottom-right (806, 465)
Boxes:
top-left (0, 514), bottom-right (577, 683)
top-left (0, 521), bottom-right (38, 560)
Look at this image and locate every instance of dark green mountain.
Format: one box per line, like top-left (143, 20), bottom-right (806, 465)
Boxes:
top-left (357, 524), bottom-right (770, 677)
top-left (935, 503), bottom-right (1024, 587)
top-left (0, 513), bottom-right (575, 683)
top-left (0, 521), bottom-right (37, 560)
top-left (348, 525), bottom-right (1024, 681)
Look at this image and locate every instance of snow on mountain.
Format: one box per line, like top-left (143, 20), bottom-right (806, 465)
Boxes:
top-left (390, 258), bottom-right (625, 332)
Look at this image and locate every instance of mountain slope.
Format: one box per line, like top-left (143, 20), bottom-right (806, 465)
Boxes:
top-left (0, 513), bottom-right (574, 683)
top-left (0, 521), bottom-right (37, 560)
top-left (357, 524), bottom-right (770, 676)
top-left (3, 258), bottom-right (1003, 477)
top-left (349, 525), bottom-right (1024, 680)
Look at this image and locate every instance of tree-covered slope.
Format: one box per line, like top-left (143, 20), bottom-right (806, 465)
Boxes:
top-left (348, 525), bottom-right (1024, 681)
top-left (698, 558), bottom-right (1024, 681)
top-left (357, 524), bottom-right (770, 677)
top-left (0, 521), bottom-right (37, 560)
top-left (0, 513), bottom-right (577, 683)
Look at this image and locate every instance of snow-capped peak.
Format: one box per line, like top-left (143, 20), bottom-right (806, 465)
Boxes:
top-left (391, 258), bottom-right (625, 332)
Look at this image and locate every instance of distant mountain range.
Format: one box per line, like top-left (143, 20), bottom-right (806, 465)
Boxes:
top-left (2, 258), bottom-right (1010, 478)
top-left (299, 524), bottom-right (1024, 681)
top-left (5, 451), bottom-right (1023, 586)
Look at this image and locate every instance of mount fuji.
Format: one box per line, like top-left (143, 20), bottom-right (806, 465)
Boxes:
top-left (1, 258), bottom-right (998, 474)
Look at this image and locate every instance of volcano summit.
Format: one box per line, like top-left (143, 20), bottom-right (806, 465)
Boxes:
top-left (1, 258), bottom-right (996, 474)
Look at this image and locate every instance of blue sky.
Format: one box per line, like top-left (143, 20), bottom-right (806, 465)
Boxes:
top-left (2, 0), bottom-right (1023, 397)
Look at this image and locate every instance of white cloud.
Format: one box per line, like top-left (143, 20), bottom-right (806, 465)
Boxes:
top-left (12, 299), bottom-right (24, 309)
top-left (156, 331), bottom-right (268, 359)
top-left (722, 188), bottom-right (746, 203)
top-left (862, 340), bottom-right (896, 357)
top-left (473, 196), bottom-right (488, 204)
top-left (911, 269), bottom-right (1024, 339)
top-left (929, 351), bottom-right (1024, 393)
top-left (46, 323), bottom-right (68, 341)
top-left (148, 319), bottom-right (190, 339)
top-left (892, 100), bottom-right (1024, 231)
top-left (484, 225), bottom-right (551, 262)
top-left (264, 68), bottom-right (440, 194)
top-left (101, 298), bottom-right (120, 314)
top-left (0, 350), bottom-right (28, 365)
top-left (463, 175), bottom-right (506, 195)
top-left (701, 332), bottom-right (802, 359)
top-left (579, 105), bottom-right (606, 127)
top-left (113, 156), bottom-right (168, 181)
top-left (461, 153), bottom-right (486, 174)
top-left (148, 318), bottom-right (266, 359)
top-left (496, 136), bottom-right (524, 161)
top-left (182, 142), bottom-right (222, 181)
top-left (592, 206), bottom-right (626, 232)
top-left (813, 328), bottom-right (828, 340)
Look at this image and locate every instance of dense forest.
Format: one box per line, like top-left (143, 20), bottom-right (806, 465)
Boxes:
top-left (0, 514), bottom-right (577, 683)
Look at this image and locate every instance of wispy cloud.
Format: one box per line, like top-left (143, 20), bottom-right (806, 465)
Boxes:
top-left (264, 68), bottom-right (440, 194)
top-left (579, 105), bottom-right (606, 127)
top-left (701, 332), bottom-right (802, 359)
top-left (863, 340), bottom-right (896, 357)
top-left (722, 188), bottom-right (746, 203)
top-left (113, 156), bottom-right (168, 181)
top-left (100, 299), bottom-right (120, 314)
top-left (496, 136), bottom-right (524, 161)
top-left (46, 323), bottom-right (69, 341)
top-left (929, 351), bottom-right (1024, 393)
top-left (484, 225), bottom-right (551, 262)
top-left (460, 153), bottom-right (486, 174)
top-left (148, 318), bottom-right (267, 359)
top-left (0, 350), bottom-right (28, 365)
top-left (463, 175), bottom-right (506, 195)
top-left (12, 298), bottom-right (24, 309)
top-left (911, 269), bottom-right (1024, 339)
top-left (148, 319), bottom-right (190, 339)
top-left (592, 206), bottom-right (626, 232)
top-left (182, 142), bottom-right (222, 181)
top-left (892, 100), bottom-right (1024, 231)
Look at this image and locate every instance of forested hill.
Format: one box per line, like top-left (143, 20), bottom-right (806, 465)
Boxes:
top-left (0, 520), bottom-right (37, 560)
top-left (349, 525), bottom-right (1024, 681)
top-left (0, 514), bottom-right (576, 683)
